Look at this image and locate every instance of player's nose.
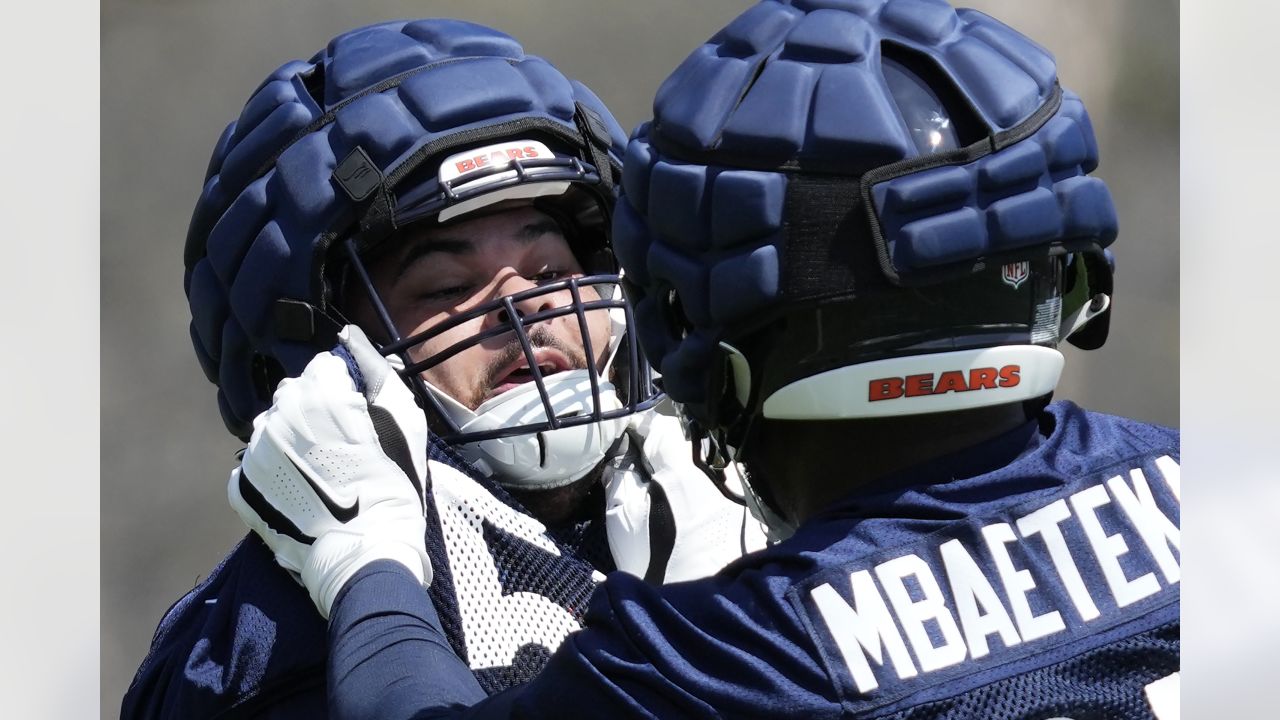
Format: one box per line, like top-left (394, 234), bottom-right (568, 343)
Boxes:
top-left (484, 272), bottom-right (568, 331)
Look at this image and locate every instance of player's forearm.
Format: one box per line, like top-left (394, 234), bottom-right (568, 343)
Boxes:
top-left (328, 562), bottom-right (663, 720)
top-left (327, 561), bottom-right (498, 720)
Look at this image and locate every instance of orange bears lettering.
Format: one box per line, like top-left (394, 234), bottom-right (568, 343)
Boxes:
top-left (453, 146), bottom-right (541, 175)
top-left (868, 365), bottom-right (1022, 402)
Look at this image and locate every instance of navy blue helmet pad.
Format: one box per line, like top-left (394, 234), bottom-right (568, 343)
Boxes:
top-left (865, 87), bottom-right (1117, 285)
top-left (184, 19), bottom-right (633, 439)
top-left (612, 0), bottom-right (1120, 429)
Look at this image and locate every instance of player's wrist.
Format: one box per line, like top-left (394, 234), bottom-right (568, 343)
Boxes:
top-left (304, 530), bottom-right (432, 619)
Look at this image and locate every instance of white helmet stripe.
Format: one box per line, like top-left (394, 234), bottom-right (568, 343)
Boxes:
top-left (762, 346), bottom-right (1064, 420)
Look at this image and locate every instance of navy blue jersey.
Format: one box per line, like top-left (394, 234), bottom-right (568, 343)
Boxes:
top-left (330, 402), bottom-right (1180, 719)
top-left (121, 535), bottom-right (329, 719)
top-left (122, 442), bottom-right (614, 719)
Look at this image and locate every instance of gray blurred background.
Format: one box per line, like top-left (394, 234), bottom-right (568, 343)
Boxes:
top-left (101, 0), bottom-right (1177, 716)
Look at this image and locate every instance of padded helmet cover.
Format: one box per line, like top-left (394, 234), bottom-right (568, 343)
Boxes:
top-left (184, 20), bottom-right (626, 439)
top-left (613, 0), bottom-right (1118, 430)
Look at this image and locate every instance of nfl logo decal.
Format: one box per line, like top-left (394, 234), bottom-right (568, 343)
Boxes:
top-left (1001, 261), bottom-right (1029, 289)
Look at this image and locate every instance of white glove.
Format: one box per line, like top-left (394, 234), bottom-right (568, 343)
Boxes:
top-left (228, 325), bottom-right (431, 619)
top-left (603, 408), bottom-right (768, 584)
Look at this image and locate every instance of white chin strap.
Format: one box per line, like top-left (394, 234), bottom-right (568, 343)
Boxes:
top-left (425, 306), bottom-right (631, 491)
top-left (429, 370), bottom-right (628, 490)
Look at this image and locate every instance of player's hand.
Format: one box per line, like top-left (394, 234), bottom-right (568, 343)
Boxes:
top-left (228, 325), bottom-right (431, 619)
top-left (602, 407), bottom-right (768, 584)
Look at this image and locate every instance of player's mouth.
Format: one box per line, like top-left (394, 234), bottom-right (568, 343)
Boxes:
top-left (488, 348), bottom-right (576, 398)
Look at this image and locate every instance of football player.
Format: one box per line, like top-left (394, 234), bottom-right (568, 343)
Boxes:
top-left (121, 19), bottom-right (764, 719)
top-left (235, 2), bottom-right (1181, 718)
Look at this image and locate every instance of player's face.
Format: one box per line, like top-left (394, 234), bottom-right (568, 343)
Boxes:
top-left (358, 204), bottom-right (613, 410)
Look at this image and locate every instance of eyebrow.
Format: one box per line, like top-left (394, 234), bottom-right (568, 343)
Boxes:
top-left (390, 218), bottom-right (563, 284)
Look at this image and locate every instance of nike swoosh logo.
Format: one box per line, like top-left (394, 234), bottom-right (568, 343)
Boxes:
top-left (287, 455), bottom-right (360, 522)
top-left (238, 471), bottom-right (315, 545)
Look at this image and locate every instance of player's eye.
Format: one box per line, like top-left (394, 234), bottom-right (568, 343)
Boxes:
top-left (529, 268), bottom-right (571, 284)
top-left (420, 283), bottom-right (474, 301)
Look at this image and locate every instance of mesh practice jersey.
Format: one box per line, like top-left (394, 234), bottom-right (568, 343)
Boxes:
top-left (121, 440), bottom-right (612, 719)
top-left (330, 401), bottom-right (1180, 720)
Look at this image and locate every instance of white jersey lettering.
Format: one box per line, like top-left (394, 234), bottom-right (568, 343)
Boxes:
top-left (811, 571), bottom-right (917, 693)
top-left (1017, 499), bottom-right (1101, 622)
top-left (939, 538), bottom-right (1021, 659)
top-left (1071, 484), bottom-right (1160, 608)
top-left (804, 457), bottom-right (1179, 697)
top-left (1108, 469), bottom-right (1180, 584)
top-left (876, 554), bottom-right (967, 673)
top-left (984, 522), bottom-right (1065, 642)
top-left (1154, 455), bottom-right (1180, 502)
